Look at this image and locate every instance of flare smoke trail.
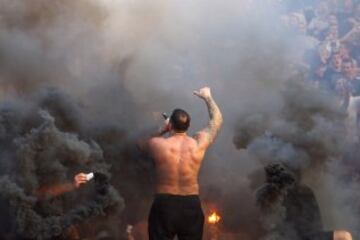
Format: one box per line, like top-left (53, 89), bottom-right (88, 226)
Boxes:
top-left (0, 0), bottom-right (359, 239)
top-left (0, 108), bottom-right (124, 239)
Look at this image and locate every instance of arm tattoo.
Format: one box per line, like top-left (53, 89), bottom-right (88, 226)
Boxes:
top-left (204, 96), bottom-right (223, 143)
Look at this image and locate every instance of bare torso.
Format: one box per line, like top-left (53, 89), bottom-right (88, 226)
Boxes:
top-left (149, 133), bottom-right (206, 195)
top-left (145, 87), bottom-right (223, 196)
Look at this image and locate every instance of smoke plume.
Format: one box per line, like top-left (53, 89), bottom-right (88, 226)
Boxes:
top-left (0, 0), bottom-right (359, 239)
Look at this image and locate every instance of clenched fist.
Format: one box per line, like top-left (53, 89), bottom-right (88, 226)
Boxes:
top-left (193, 87), bottom-right (212, 100)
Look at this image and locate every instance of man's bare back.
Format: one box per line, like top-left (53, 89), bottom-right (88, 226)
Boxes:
top-left (148, 133), bottom-right (205, 195)
top-left (144, 87), bottom-right (223, 195)
top-left (142, 87), bottom-right (222, 240)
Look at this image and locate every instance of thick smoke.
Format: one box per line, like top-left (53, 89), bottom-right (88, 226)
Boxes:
top-left (234, 79), bottom-right (346, 169)
top-left (0, 0), bottom-right (359, 239)
top-left (0, 109), bottom-right (123, 239)
top-left (256, 164), bottom-right (297, 240)
top-left (233, 60), bottom-right (359, 238)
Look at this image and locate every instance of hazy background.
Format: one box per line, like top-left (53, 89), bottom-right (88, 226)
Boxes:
top-left (0, 0), bottom-right (359, 239)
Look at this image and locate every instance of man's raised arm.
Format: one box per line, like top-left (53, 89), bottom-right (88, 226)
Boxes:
top-left (193, 87), bottom-right (223, 148)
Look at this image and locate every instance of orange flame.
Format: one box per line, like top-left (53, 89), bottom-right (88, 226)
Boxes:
top-left (208, 211), bottom-right (221, 224)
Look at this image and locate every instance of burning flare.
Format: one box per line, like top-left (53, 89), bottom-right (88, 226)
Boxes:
top-left (208, 211), bottom-right (221, 224)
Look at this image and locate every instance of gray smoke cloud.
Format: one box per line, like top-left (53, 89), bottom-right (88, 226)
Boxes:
top-left (0, 0), bottom-right (359, 239)
top-left (0, 109), bottom-right (123, 239)
top-left (233, 62), bottom-right (359, 238)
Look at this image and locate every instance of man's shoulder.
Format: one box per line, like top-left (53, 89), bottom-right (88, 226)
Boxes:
top-left (148, 136), bottom-right (166, 147)
top-left (188, 136), bottom-right (202, 148)
top-left (192, 129), bottom-right (209, 139)
top-left (186, 134), bottom-right (198, 141)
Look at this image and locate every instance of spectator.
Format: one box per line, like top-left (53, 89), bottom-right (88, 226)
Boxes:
top-left (336, 0), bottom-right (355, 35)
top-left (339, 59), bottom-right (360, 95)
top-left (338, 43), bottom-right (353, 60)
top-left (289, 12), bottom-right (320, 61)
top-left (308, 2), bottom-right (331, 38)
top-left (328, 12), bottom-right (339, 26)
top-left (341, 3), bottom-right (360, 47)
top-left (334, 59), bottom-right (360, 107)
top-left (322, 52), bottom-right (343, 90)
top-left (309, 44), bottom-right (331, 84)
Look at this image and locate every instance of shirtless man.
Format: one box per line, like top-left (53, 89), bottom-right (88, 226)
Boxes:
top-left (141, 87), bottom-right (223, 240)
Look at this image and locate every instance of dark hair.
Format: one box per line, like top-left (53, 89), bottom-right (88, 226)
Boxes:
top-left (170, 109), bottom-right (191, 132)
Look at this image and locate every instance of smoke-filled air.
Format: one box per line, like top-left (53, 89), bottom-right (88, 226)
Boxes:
top-left (0, 0), bottom-right (360, 239)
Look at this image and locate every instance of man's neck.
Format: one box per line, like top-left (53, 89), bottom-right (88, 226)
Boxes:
top-left (170, 131), bottom-right (187, 136)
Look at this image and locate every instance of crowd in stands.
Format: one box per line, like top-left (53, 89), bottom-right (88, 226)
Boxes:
top-left (277, 0), bottom-right (360, 110)
top-left (249, 2), bottom-right (360, 238)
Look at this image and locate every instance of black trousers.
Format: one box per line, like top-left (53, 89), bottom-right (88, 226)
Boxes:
top-left (148, 194), bottom-right (204, 240)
